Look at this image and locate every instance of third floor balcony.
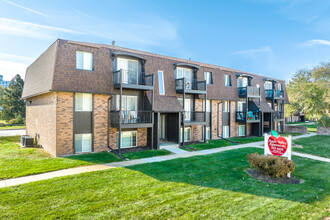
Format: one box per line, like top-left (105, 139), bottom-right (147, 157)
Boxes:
top-left (265, 89), bottom-right (284, 99)
top-left (237, 86), bottom-right (261, 98)
top-left (175, 78), bottom-right (206, 94)
top-left (113, 69), bottom-right (154, 90)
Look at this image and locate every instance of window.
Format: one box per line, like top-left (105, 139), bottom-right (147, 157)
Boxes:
top-left (115, 95), bottom-right (137, 112)
top-left (278, 83), bottom-right (283, 91)
top-left (223, 126), bottom-right (229, 138)
top-left (76, 51), bottom-right (93, 71)
top-left (256, 84), bottom-right (260, 88)
top-left (158, 71), bottom-right (165, 95)
top-left (264, 81), bottom-right (273, 90)
top-left (176, 67), bottom-right (193, 89)
top-left (204, 72), bottom-right (213, 84)
top-left (180, 127), bottom-right (191, 142)
top-left (238, 125), bottom-right (245, 137)
top-left (203, 126), bottom-right (211, 140)
top-left (117, 131), bottom-right (137, 148)
top-left (237, 101), bottom-right (244, 112)
top-left (203, 99), bottom-right (211, 112)
top-left (75, 93), bottom-right (92, 111)
top-left (117, 58), bottom-right (139, 84)
top-left (178, 96), bottom-right (191, 121)
top-left (75, 133), bottom-right (92, 153)
top-left (223, 101), bottom-right (230, 112)
top-left (224, 74), bottom-right (232, 87)
top-left (237, 77), bottom-right (248, 87)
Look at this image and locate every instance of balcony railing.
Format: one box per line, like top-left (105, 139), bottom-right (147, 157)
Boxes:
top-left (236, 111), bottom-right (260, 121)
top-left (113, 69), bottom-right (154, 88)
top-left (274, 111), bottom-right (284, 120)
top-left (265, 89), bottom-right (284, 99)
top-left (175, 78), bottom-right (206, 93)
top-left (111, 110), bottom-right (153, 126)
top-left (182, 111), bottom-right (206, 123)
top-left (238, 86), bottom-right (260, 97)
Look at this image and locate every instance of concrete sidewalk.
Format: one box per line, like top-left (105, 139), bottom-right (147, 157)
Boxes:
top-left (0, 129), bottom-right (26, 137)
top-left (0, 132), bottom-right (325, 188)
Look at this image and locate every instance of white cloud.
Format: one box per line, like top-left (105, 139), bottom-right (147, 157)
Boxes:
top-left (232, 46), bottom-right (272, 55)
top-left (2, 0), bottom-right (50, 17)
top-left (301, 39), bottom-right (330, 47)
top-left (0, 52), bottom-right (34, 63)
top-left (0, 18), bottom-right (82, 39)
top-left (0, 60), bottom-right (27, 81)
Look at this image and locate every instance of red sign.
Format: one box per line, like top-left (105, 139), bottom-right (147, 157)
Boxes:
top-left (268, 136), bottom-right (288, 156)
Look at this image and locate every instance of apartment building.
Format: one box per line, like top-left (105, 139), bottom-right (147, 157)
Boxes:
top-left (22, 39), bottom-right (288, 157)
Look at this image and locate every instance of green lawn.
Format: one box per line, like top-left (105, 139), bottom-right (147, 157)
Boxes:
top-left (296, 123), bottom-right (320, 132)
top-left (187, 137), bottom-right (264, 151)
top-left (293, 135), bottom-right (330, 158)
top-left (0, 136), bottom-right (170, 180)
top-left (122, 149), bottom-right (171, 160)
top-left (0, 148), bottom-right (329, 219)
top-left (0, 120), bottom-right (25, 130)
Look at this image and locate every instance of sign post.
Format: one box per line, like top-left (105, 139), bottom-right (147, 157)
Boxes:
top-left (264, 131), bottom-right (292, 177)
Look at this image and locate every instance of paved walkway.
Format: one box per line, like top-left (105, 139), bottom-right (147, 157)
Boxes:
top-left (0, 132), bottom-right (325, 188)
top-left (0, 129), bottom-right (26, 137)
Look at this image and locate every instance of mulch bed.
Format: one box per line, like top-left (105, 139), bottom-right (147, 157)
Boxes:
top-left (246, 168), bottom-right (304, 184)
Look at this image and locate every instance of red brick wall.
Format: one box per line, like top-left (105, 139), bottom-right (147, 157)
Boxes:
top-left (56, 92), bottom-right (74, 156)
top-left (26, 92), bottom-right (57, 156)
top-left (93, 94), bottom-right (111, 152)
top-left (230, 101), bottom-right (237, 137)
top-left (191, 125), bottom-right (203, 141)
top-left (211, 100), bottom-right (221, 139)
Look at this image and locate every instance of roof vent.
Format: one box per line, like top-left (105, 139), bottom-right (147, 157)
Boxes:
top-left (112, 41), bottom-right (115, 46)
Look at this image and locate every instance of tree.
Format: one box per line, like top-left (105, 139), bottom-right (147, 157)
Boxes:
top-left (286, 62), bottom-right (330, 120)
top-left (0, 74), bottom-right (25, 121)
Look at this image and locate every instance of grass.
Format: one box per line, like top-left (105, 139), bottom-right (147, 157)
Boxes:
top-left (296, 123), bottom-right (320, 132)
top-left (286, 121), bottom-right (310, 124)
top-left (122, 149), bottom-right (171, 160)
top-left (0, 148), bottom-right (329, 219)
top-left (0, 136), bottom-right (170, 180)
top-left (187, 136), bottom-right (264, 151)
top-left (293, 135), bottom-right (330, 158)
top-left (0, 119), bottom-right (25, 130)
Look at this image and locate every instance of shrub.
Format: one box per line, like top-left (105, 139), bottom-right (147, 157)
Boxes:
top-left (318, 114), bottom-right (330, 127)
top-left (8, 115), bottom-right (25, 125)
top-left (247, 153), bottom-right (295, 178)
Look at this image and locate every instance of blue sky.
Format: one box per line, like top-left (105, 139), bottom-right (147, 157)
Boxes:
top-left (0, 0), bottom-right (330, 81)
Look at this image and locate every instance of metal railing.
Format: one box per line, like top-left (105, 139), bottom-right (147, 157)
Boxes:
top-left (182, 111), bottom-right (206, 123)
top-left (265, 89), bottom-right (284, 99)
top-left (175, 78), bottom-right (206, 92)
top-left (113, 69), bottom-right (154, 87)
top-left (274, 111), bottom-right (284, 119)
top-left (236, 111), bottom-right (260, 121)
top-left (111, 110), bottom-right (153, 126)
top-left (238, 86), bottom-right (260, 97)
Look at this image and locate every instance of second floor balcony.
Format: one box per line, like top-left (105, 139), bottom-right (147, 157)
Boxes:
top-left (236, 111), bottom-right (260, 123)
top-left (113, 69), bottom-right (154, 90)
top-left (265, 89), bottom-right (284, 99)
top-left (237, 86), bottom-right (260, 98)
top-left (111, 110), bottom-right (153, 128)
top-left (175, 78), bottom-right (206, 94)
top-left (182, 111), bottom-right (206, 125)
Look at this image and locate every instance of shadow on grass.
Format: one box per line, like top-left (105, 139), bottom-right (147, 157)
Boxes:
top-left (127, 147), bottom-right (330, 204)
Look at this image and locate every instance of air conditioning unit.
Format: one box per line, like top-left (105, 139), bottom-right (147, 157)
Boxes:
top-left (21, 135), bottom-right (29, 146)
top-left (22, 136), bottom-right (34, 147)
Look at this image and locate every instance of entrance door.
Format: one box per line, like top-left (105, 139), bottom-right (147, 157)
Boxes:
top-left (263, 113), bottom-right (272, 133)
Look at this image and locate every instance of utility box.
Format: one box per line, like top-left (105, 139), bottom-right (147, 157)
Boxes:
top-left (21, 135), bottom-right (29, 146)
top-left (23, 136), bottom-right (34, 147)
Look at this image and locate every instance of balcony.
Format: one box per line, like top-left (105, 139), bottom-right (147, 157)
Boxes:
top-left (274, 111), bottom-right (284, 120)
top-left (237, 86), bottom-right (260, 98)
top-left (265, 89), bottom-right (284, 100)
top-left (182, 111), bottom-right (206, 125)
top-left (111, 110), bottom-right (153, 128)
top-left (236, 111), bottom-right (260, 123)
top-left (175, 78), bottom-right (206, 94)
top-left (113, 69), bottom-right (154, 90)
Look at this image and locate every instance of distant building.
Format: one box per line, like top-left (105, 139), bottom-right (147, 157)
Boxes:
top-left (0, 75), bottom-right (10, 88)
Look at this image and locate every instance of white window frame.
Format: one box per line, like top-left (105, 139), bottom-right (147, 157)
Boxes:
top-left (117, 131), bottom-right (137, 148)
top-left (237, 101), bottom-right (245, 112)
top-left (115, 95), bottom-right (138, 112)
top-left (158, 70), bottom-right (165, 95)
top-left (278, 83), bottom-right (283, 91)
top-left (203, 126), bottom-right (211, 140)
top-left (76, 51), bottom-right (94, 71)
top-left (204, 72), bottom-right (213, 85)
top-left (75, 93), bottom-right (92, 112)
top-left (223, 126), bottom-right (229, 138)
top-left (264, 81), bottom-right (273, 90)
top-left (180, 127), bottom-right (191, 142)
top-left (238, 125), bottom-right (245, 137)
top-left (224, 74), bottom-right (231, 87)
top-left (74, 133), bottom-right (92, 153)
top-left (117, 58), bottom-right (139, 84)
top-left (203, 99), bottom-right (211, 112)
top-left (223, 101), bottom-right (230, 112)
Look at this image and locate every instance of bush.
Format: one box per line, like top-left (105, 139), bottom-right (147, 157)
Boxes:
top-left (8, 115), bottom-right (25, 125)
top-left (247, 153), bottom-right (295, 178)
top-left (318, 114), bottom-right (330, 127)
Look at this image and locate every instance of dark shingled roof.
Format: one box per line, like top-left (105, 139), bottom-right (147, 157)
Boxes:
top-left (152, 95), bottom-right (184, 113)
top-left (259, 101), bottom-right (275, 113)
